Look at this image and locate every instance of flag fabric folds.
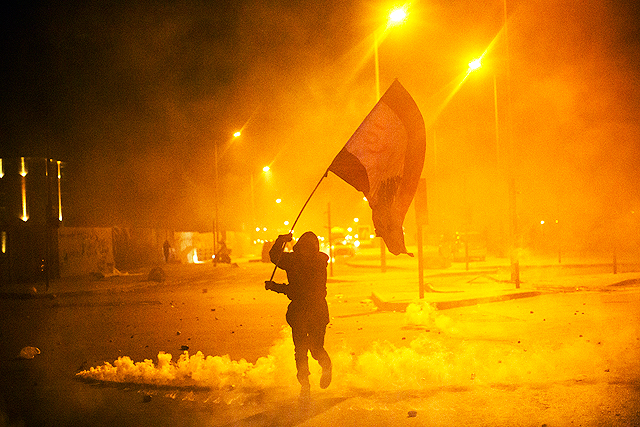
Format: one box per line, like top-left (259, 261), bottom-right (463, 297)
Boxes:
top-left (328, 80), bottom-right (426, 256)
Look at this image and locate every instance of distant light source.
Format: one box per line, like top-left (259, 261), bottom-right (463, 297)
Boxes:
top-left (233, 131), bottom-right (241, 138)
top-left (468, 57), bottom-right (482, 72)
top-left (354, 218), bottom-right (359, 223)
top-left (284, 221), bottom-right (289, 226)
top-left (540, 220), bottom-right (545, 225)
top-left (389, 6), bottom-right (407, 25)
top-left (275, 198), bottom-right (281, 204)
top-left (263, 166), bottom-right (270, 172)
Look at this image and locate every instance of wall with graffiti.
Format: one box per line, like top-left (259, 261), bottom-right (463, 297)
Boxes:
top-left (58, 227), bottom-right (114, 277)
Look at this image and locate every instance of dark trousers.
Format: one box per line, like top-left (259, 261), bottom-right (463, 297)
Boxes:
top-left (290, 319), bottom-right (331, 385)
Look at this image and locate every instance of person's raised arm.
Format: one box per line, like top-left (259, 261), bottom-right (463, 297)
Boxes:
top-left (269, 233), bottom-right (293, 264)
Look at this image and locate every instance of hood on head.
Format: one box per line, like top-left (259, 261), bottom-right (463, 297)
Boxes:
top-left (293, 231), bottom-right (319, 255)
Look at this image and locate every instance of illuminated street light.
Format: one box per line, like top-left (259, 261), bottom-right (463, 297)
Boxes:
top-left (214, 129), bottom-right (245, 259)
top-left (373, 5), bottom-right (408, 271)
top-left (262, 165), bottom-right (270, 172)
top-left (466, 34), bottom-right (520, 287)
top-left (375, 5), bottom-right (408, 99)
top-left (468, 57), bottom-right (482, 73)
top-left (388, 6), bottom-right (408, 25)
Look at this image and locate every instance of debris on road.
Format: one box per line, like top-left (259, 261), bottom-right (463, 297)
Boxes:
top-left (18, 346), bottom-right (41, 359)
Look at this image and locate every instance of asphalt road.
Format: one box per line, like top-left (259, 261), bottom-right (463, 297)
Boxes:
top-left (1, 260), bottom-right (639, 426)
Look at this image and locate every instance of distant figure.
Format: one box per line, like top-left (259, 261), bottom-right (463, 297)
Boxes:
top-left (265, 231), bottom-right (332, 400)
top-left (215, 241), bottom-right (231, 264)
top-left (163, 240), bottom-right (171, 263)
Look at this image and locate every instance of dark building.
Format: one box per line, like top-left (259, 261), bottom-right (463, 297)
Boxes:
top-left (0, 157), bottom-right (63, 284)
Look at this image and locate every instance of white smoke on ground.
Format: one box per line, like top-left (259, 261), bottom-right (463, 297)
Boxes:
top-left (78, 302), bottom-right (619, 402)
top-left (77, 326), bottom-right (298, 396)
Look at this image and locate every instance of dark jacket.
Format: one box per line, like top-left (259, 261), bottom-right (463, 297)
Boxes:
top-left (269, 232), bottom-right (330, 325)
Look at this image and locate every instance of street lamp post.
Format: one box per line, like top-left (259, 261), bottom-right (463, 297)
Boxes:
top-left (468, 55), bottom-right (520, 289)
top-left (372, 5), bottom-right (408, 273)
top-left (214, 140), bottom-right (219, 262)
top-left (213, 131), bottom-right (242, 264)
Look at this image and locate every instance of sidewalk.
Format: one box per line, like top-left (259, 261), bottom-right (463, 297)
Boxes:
top-left (344, 248), bottom-right (640, 311)
top-left (0, 269), bottom-right (152, 299)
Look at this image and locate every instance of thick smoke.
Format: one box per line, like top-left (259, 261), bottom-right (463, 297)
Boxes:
top-left (78, 301), bottom-right (621, 404)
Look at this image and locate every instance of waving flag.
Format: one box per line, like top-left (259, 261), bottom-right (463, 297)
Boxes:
top-left (328, 80), bottom-right (426, 255)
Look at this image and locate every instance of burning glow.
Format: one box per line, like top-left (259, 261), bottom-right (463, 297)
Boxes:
top-left (0, 159), bottom-right (3, 178)
top-left (192, 249), bottom-right (206, 264)
top-left (1, 231), bottom-right (6, 254)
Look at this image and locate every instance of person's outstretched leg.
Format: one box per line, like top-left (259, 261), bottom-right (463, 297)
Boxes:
top-left (309, 325), bottom-right (332, 389)
top-left (291, 327), bottom-right (311, 398)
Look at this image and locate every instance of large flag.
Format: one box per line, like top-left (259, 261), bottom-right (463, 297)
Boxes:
top-left (328, 80), bottom-right (426, 255)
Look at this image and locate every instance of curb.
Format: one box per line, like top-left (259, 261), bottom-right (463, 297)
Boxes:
top-left (370, 290), bottom-right (545, 312)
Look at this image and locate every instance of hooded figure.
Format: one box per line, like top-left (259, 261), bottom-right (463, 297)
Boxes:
top-left (265, 231), bottom-right (332, 400)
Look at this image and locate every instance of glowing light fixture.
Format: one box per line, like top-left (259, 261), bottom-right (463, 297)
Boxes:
top-left (275, 198), bottom-right (282, 204)
top-left (20, 157), bottom-right (28, 222)
top-left (0, 159), bottom-right (4, 178)
top-left (57, 161), bottom-right (63, 221)
top-left (20, 157), bottom-right (27, 177)
top-left (468, 57), bottom-right (482, 72)
top-left (233, 131), bottom-right (241, 138)
top-left (262, 166), bottom-right (270, 172)
top-left (388, 5), bottom-right (408, 25)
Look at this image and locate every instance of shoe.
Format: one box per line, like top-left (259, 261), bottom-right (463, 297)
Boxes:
top-left (320, 364), bottom-right (332, 389)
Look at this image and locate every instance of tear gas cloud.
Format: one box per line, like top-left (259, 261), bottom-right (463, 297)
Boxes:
top-left (78, 302), bottom-right (628, 402)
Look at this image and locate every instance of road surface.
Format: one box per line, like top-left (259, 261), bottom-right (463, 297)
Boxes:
top-left (1, 260), bottom-right (639, 426)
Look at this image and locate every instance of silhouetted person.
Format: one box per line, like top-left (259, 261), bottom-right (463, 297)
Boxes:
top-left (265, 231), bottom-right (332, 400)
top-left (215, 241), bottom-right (231, 264)
top-left (163, 240), bottom-right (171, 263)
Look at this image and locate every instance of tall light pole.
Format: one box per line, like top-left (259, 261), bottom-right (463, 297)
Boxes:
top-left (213, 130), bottom-right (242, 263)
top-left (468, 39), bottom-right (520, 289)
top-left (373, 5), bottom-right (408, 272)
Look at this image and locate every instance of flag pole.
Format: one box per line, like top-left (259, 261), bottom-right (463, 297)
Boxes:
top-left (268, 169), bottom-right (329, 281)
